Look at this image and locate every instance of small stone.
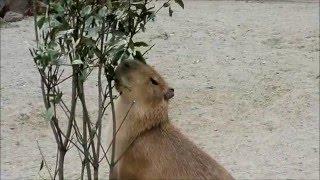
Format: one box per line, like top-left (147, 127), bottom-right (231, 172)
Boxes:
top-left (193, 60), bottom-right (200, 64)
top-left (163, 32), bottom-right (169, 40)
top-left (4, 11), bottom-right (24, 22)
top-left (206, 86), bottom-right (214, 90)
top-left (19, 113), bottom-right (30, 120)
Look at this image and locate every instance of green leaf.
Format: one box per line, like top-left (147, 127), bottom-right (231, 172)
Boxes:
top-left (163, 2), bottom-right (170, 7)
top-left (134, 41), bottom-right (148, 47)
top-left (98, 6), bottom-right (108, 17)
top-left (174, 0), bottom-right (184, 9)
top-left (37, 16), bottom-right (46, 29)
top-left (45, 107), bottom-right (54, 121)
top-left (169, 7), bottom-right (173, 17)
top-left (53, 92), bottom-right (63, 103)
top-left (113, 50), bottom-right (124, 64)
top-left (120, 50), bottom-right (130, 61)
top-left (93, 47), bottom-right (103, 58)
top-left (51, 3), bottom-right (65, 14)
top-left (39, 160), bottom-right (44, 171)
top-left (128, 39), bottom-right (134, 50)
top-left (149, 12), bottom-right (156, 21)
top-left (72, 59), bottom-right (83, 65)
top-left (134, 51), bottom-right (145, 63)
top-left (140, 23), bottom-right (145, 32)
top-left (132, 3), bottom-right (146, 10)
top-left (29, 48), bottom-right (34, 57)
top-left (80, 5), bottom-right (92, 17)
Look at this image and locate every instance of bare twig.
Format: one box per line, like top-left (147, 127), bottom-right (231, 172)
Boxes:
top-left (95, 64), bottom-right (104, 178)
top-left (59, 128), bottom-right (94, 164)
top-left (36, 140), bottom-right (54, 180)
top-left (53, 148), bottom-right (59, 179)
top-left (105, 101), bottom-right (135, 154)
top-left (142, 44), bottom-right (155, 56)
top-left (135, 0), bottom-right (172, 33)
top-left (98, 142), bottom-right (111, 165)
top-left (113, 135), bottom-right (139, 165)
top-left (107, 77), bottom-right (117, 178)
top-left (33, 0), bottom-right (39, 47)
top-left (78, 82), bottom-right (93, 179)
top-left (63, 75), bottom-right (77, 148)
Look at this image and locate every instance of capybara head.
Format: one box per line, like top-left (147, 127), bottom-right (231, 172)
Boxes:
top-left (114, 60), bottom-right (174, 107)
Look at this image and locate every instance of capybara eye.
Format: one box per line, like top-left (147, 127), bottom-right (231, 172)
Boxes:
top-left (150, 78), bottom-right (159, 85)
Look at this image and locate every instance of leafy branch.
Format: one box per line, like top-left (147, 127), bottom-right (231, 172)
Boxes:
top-left (30, 0), bottom-right (183, 179)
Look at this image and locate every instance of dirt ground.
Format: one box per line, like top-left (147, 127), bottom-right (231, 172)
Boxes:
top-left (1, 0), bottom-right (319, 179)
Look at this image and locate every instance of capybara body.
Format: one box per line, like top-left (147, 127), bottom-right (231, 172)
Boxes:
top-left (113, 60), bottom-right (234, 180)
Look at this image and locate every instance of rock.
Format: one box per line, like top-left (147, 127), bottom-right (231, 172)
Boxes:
top-left (0, 0), bottom-right (46, 18)
top-left (0, 0), bottom-right (6, 12)
top-left (3, 11), bottom-right (23, 22)
top-left (0, 17), bottom-right (5, 25)
top-left (4, 0), bottom-right (30, 15)
top-left (18, 113), bottom-right (30, 120)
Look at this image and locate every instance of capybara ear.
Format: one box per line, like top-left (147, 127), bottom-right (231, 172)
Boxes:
top-left (164, 88), bottom-right (174, 100)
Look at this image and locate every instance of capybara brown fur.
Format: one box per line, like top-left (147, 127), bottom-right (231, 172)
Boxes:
top-left (112, 60), bottom-right (234, 180)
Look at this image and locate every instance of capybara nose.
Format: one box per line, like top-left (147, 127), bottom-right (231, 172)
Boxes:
top-left (164, 88), bottom-right (174, 100)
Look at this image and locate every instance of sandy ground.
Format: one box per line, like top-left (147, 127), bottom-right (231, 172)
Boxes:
top-left (1, 0), bottom-right (319, 179)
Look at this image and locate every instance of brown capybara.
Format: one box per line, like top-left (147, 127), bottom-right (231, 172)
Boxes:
top-left (112, 60), bottom-right (234, 180)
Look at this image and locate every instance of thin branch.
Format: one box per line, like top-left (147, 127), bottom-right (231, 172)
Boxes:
top-left (98, 142), bottom-right (111, 165)
top-left (105, 100), bottom-right (135, 154)
top-left (60, 129), bottom-right (94, 164)
top-left (113, 135), bottom-right (139, 166)
top-left (33, 0), bottom-right (39, 47)
top-left (77, 81), bottom-right (93, 179)
top-left (72, 119), bottom-right (83, 141)
top-left (56, 69), bottom-right (65, 82)
top-left (96, 63), bottom-right (103, 166)
top-left (52, 65), bottom-right (95, 88)
top-left (36, 140), bottom-right (54, 180)
top-left (63, 74), bottom-right (77, 148)
top-left (135, 0), bottom-right (172, 33)
top-left (142, 44), bottom-right (155, 56)
top-left (38, 172), bottom-right (46, 180)
top-left (53, 148), bottom-right (59, 179)
top-left (67, 131), bottom-right (76, 150)
top-left (85, 84), bottom-right (113, 151)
